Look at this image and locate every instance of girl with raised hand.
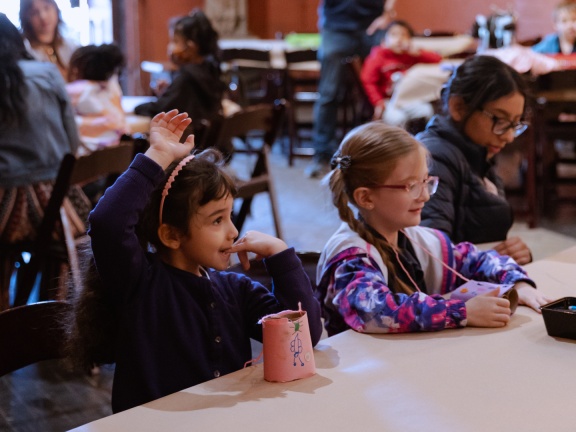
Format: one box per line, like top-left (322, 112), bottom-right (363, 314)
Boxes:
top-left (72, 110), bottom-right (321, 413)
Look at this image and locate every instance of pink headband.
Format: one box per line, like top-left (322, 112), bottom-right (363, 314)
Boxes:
top-left (158, 154), bottom-right (195, 225)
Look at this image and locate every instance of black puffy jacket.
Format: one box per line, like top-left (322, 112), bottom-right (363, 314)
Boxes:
top-left (135, 59), bottom-right (224, 122)
top-left (416, 115), bottom-right (513, 244)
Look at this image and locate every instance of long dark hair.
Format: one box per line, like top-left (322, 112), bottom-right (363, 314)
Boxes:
top-left (19, 0), bottom-right (64, 45)
top-left (172, 9), bottom-right (220, 59)
top-left (441, 55), bottom-right (530, 125)
top-left (64, 149), bottom-right (236, 370)
top-left (0, 13), bottom-right (32, 127)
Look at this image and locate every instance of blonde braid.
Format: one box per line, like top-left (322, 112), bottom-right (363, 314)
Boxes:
top-left (329, 121), bottom-right (423, 295)
top-left (329, 165), bottom-right (414, 295)
top-left (329, 169), bottom-right (356, 228)
top-left (356, 223), bottom-right (415, 294)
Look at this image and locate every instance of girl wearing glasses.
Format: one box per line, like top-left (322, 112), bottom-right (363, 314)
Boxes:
top-left (316, 122), bottom-right (550, 336)
top-left (417, 55), bottom-right (532, 265)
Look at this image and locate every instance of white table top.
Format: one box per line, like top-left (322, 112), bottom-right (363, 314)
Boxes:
top-left (121, 96), bottom-right (155, 135)
top-left (69, 247), bottom-right (576, 432)
top-left (120, 96), bottom-right (156, 114)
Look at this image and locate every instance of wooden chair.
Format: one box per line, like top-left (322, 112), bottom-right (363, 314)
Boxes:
top-left (532, 70), bottom-right (576, 212)
top-left (283, 49), bottom-right (320, 166)
top-left (343, 56), bottom-right (440, 136)
top-left (220, 48), bottom-right (283, 106)
top-left (341, 56), bottom-right (374, 131)
top-left (494, 118), bottom-right (539, 228)
top-left (0, 300), bottom-right (71, 376)
top-left (207, 102), bottom-right (285, 239)
top-left (4, 143), bottom-right (135, 308)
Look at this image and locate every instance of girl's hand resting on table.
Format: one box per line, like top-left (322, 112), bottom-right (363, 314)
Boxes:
top-left (515, 281), bottom-right (553, 313)
top-left (493, 236), bottom-right (532, 265)
top-left (226, 231), bottom-right (288, 270)
top-left (466, 288), bottom-right (511, 328)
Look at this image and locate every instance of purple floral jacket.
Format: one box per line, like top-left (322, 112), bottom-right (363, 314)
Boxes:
top-left (316, 223), bottom-right (535, 336)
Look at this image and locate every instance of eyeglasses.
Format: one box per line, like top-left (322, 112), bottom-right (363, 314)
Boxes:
top-left (371, 176), bottom-right (439, 199)
top-left (481, 110), bottom-right (529, 137)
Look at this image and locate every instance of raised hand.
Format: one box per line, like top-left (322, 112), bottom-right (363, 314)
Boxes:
top-left (145, 110), bottom-right (195, 169)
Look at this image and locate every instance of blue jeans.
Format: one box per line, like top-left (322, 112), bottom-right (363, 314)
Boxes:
top-left (312, 29), bottom-right (378, 162)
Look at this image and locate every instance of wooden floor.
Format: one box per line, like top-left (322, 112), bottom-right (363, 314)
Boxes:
top-left (1, 144), bottom-right (575, 432)
top-left (0, 362), bottom-right (113, 431)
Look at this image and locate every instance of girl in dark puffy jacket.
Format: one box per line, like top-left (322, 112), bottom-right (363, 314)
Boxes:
top-left (417, 55), bottom-right (532, 265)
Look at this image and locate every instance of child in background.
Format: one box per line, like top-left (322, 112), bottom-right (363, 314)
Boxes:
top-left (532, 0), bottom-right (576, 54)
top-left (68, 110), bottom-right (322, 413)
top-left (316, 122), bottom-right (551, 337)
top-left (360, 20), bottom-right (442, 128)
top-left (134, 9), bottom-right (225, 128)
top-left (66, 44), bottom-right (129, 156)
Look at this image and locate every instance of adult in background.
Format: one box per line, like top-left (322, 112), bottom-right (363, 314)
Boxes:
top-left (305, 0), bottom-right (397, 178)
top-left (19, 0), bottom-right (79, 80)
top-left (417, 55), bottom-right (532, 265)
top-left (0, 13), bottom-right (88, 245)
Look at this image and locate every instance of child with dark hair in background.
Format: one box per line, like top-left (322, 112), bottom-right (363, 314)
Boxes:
top-left (134, 9), bottom-right (225, 128)
top-left (360, 20), bottom-right (442, 128)
top-left (65, 110), bottom-right (322, 413)
top-left (66, 44), bottom-right (129, 155)
top-left (316, 121), bottom-right (551, 337)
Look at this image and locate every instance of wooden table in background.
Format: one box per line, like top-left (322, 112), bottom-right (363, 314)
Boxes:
top-left (121, 96), bottom-right (155, 135)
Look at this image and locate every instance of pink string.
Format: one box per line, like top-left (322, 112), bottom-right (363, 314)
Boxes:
top-left (392, 247), bottom-right (422, 292)
top-left (243, 350), bottom-right (263, 369)
top-left (158, 154), bottom-right (195, 225)
top-left (400, 229), bottom-right (470, 283)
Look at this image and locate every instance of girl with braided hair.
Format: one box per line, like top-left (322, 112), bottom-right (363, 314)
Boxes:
top-left (316, 121), bottom-right (551, 336)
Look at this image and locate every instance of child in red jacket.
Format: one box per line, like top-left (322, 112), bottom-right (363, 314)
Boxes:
top-left (361, 20), bottom-right (442, 128)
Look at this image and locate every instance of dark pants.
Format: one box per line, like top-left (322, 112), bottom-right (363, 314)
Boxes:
top-left (312, 29), bottom-right (378, 162)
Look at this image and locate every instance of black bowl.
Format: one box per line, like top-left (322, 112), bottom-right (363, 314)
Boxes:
top-left (541, 297), bottom-right (576, 340)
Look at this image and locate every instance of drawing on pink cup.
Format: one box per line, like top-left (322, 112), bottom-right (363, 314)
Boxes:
top-left (260, 309), bottom-right (316, 382)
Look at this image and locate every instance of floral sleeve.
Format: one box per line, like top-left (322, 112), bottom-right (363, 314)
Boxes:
top-left (452, 242), bottom-right (535, 286)
top-left (323, 247), bottom-right (467, 334)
